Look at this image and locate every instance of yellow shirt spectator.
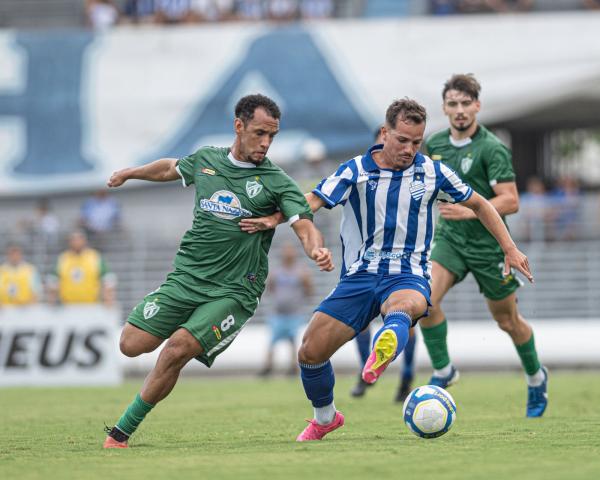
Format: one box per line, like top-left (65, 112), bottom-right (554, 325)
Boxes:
top-left (0, 260), bottom-right (40, 306)
top-left (48, 231), bottom-right (116, 305)
top-left (56, 248), bottom-right (109, 303)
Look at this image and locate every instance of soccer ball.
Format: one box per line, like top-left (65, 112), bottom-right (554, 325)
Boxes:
top-left (402, 385), bottom-right (457, 438)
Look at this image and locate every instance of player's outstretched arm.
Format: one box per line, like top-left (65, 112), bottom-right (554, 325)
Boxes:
top-left (462, 192), bottom-right (534, 283)
top-left (239, 192), bottom-right (327, 234)
top-left (107, 158), bottom-right (180, 188)
top-left (438, 182), bottom-right (519, 221)
top-left (291, 219), bottom-right (334, 272)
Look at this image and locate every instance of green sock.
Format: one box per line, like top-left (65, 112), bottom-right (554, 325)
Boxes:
top-left (515, 333), bottom-right (541, 376)
top-left (421, 319), bottom-right (451, 370)
top-left (116, 393), bottom-right (155, 436)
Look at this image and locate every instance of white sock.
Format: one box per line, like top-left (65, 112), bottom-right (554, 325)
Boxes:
top-left (526, 368), bottom-right (545, 387)
top-left (314, 402), bottom-right (336, 425)
top-left (433, 364), bottom-right (453, 378)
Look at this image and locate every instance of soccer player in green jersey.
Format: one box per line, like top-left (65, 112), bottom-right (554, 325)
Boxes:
top-left (421, 74), bottom-right (548, 417)
top-left (102, 94), bottom-right (334, 448)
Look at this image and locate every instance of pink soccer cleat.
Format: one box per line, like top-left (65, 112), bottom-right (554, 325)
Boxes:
top-left (296, 411), bottom-right (345, 442)
top-left (361, 329), bottom-right (398, 384)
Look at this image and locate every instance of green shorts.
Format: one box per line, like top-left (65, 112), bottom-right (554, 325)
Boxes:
top-left (430, 235), bottom-right (522, 300)
top-left (127, 273), bottom-right (259, 367)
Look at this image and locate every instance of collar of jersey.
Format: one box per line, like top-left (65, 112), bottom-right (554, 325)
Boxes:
top-left (361, 144), bottom-right (424, 174)
top-left (448, 125), bottom-right (482, 148)
top-left (227, 151), bottom-right (257, 168)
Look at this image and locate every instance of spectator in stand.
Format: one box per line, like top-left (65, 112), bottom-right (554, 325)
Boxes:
top-left (268, 0), bottom-right (298, 21)
top-left (430, 0), bottom-right (460, 15)
top-left (236, 0), bottom-right (268, 20)
top-left (484, 0), bottom-right (533, 12)
top-left (584, 0), bottom-right (600, 10)
top-left (190, 0), bottom-right (236, 21)
top-left (154, 0), bottom-right (196, 23)
top-left (47, 231), bottom-right (116, 306)
top-left (80, 190), bottom-right (121, 235)
top-left (32, 199), bottom-right (61, 245)
top-left (300, 0), bottom-right (334, 19)
top-left (259, 242), bottom-right (313, 377)
top-left (0, 244), bottom-right (41, 307)
top-left (85, 0), bottom-right (120, 30)
top-left (519, 176), bottom-right (550, 243)
top-left (549, 176), bottom-right (582, 241)
top-left (123, 0), bottom-right (156, 23)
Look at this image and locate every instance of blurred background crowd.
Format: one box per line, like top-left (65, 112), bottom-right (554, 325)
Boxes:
top-left (0, 0), bottom-right (599, 29)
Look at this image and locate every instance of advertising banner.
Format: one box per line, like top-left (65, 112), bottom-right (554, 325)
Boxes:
top-left (0, 305), bottom-right (122, 386)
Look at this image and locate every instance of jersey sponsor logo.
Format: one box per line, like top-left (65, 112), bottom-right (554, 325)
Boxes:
top-left (201, 168), bottom-right (216, 176)
top-left (143, 300), bottom-right (160, 319)
top-left (245, 180), bottom-right (263, 198)
top-left (409, 181), bottom-right (426, 200)
top-left (200, 190), bottom-right (253, 220)
top-left (364, 247), bottom-right (411, 262)
top-left (460, 156), bottom-right (474, 174)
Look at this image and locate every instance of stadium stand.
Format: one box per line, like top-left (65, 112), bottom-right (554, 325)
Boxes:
top-left (2, 193), bottom-right (600, 322)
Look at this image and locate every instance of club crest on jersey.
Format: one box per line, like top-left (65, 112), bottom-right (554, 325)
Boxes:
top-left (368, 180), bottom-right (377, 191)
top-left (143, 300), bottom-right (160, 319)
top-left (200, 190), bottom-right (253, 220)
top-left (409, 181), bottom-right (426, 200)
top-left (245, 180), bottom-right (263, 198)
top-left (461, 156), bottom-right (474, 174)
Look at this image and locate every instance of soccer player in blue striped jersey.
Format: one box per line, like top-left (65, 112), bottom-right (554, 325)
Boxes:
top-left (240, 98), bottom-right (533, 442)
top-left (350, 126), bottom-right (418, 403)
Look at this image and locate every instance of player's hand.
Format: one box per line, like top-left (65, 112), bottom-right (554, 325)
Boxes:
top-left (107, 169), bottom-right (130, 188)
top-left (504, 246), bottom-right (534, 283)
top-left (311, 247), bottom-right (334, 272)
top-left (439, 203), bottom-right (476, 221)
top-left (239, 215), bottom-right (279, 234)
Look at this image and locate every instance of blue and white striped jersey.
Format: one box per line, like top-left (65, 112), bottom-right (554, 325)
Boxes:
top-left (313, 145), bottom-right (473, 280)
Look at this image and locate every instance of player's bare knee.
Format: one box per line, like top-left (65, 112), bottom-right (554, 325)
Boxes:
top-left (119, 334), bottom-right (142, 357)
top-left (386, 300), bottom-right (419, 319)
top-left (158, 342), bottom-right (190, 370)
top-left (494, 312), bottom-right (518, 334)
top-left (297, 341), bottom-right (327, 365)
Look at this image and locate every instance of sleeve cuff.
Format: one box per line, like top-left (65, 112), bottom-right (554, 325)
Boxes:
top-left (287, 213), bottom-right (313, 226)
top-left (459, 187), bottom-right (473, 203)
top-left (175, 164), bottom-right (188, 187)
top-left (311, 189), bottom-right (336, 209)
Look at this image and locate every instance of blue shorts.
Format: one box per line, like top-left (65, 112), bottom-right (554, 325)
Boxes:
top-left (315, 271), bottom-right (431, 334)
top-left (268, 314), bottom-right (304, 344)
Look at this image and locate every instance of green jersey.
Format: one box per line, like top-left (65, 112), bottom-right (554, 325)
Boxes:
top-left (425, 125), bottom-right (515, 251)
top-left (174, 146), bottom-right (312, 301)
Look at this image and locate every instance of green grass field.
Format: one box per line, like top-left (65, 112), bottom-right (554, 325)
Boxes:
top-left (1, 371), bottom-right (599, 480)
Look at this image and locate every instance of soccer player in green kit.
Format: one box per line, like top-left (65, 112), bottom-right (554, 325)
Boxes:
top-left (421, 74), bottom-right (548, 417)
top-left (102, 94), bottom-right (334, 448)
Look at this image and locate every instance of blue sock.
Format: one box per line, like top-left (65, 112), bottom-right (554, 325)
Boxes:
top-left (355, 329), bottom-right (371, 368)
top-left (299, 360), bottom-right (335, 408)
top-left (402, 331), bottom-right (417, 380)
top-left (372, 311), bottom-right (412, 362)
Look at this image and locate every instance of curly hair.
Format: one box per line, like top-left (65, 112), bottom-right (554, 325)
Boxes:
top-left (234, 94), bottom-right (281, 125)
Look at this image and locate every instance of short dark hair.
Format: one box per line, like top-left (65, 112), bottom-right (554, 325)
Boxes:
top-left (385, 98), bottom-right (427, 128)
top-left (443, 73), bottom-right (481, 100)
top-left (234, 94), bottom-right (281, 125)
